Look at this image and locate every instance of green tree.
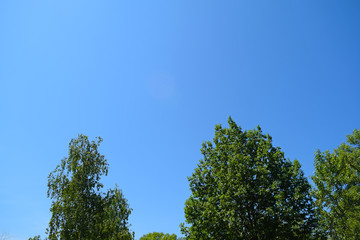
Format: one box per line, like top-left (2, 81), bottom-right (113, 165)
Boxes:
top-left (28, 236), bottom-right (41, 240)
top-left (181, 118), bottom-right (316, 240)
top-left (139, 232), bottom-right (178, 240)
top-left (46, 134), bottom-right (133, 240)
top-left (312, 129), bottom-right (360, 240)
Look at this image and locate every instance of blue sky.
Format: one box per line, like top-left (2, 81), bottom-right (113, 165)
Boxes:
top-left (1, 1), bottom-right (359, 239)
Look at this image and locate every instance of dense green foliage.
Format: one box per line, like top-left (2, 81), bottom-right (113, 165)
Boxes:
top-left (140, 232), bottom-right (179, 240)
top-left (46, 134), bottom-right (133, 239)
top-left (26, 121), bottom-right (359, 239)
top-left (181, 118), bottom-right (316, 239)
top-left (312, 129), bottom-right (360, 240)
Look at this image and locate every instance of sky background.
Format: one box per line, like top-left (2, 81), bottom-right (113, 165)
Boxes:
top-left (1, 1), bottom-right (360, 239)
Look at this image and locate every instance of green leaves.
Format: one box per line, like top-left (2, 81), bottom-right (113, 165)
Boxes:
top-left (28, 236), bottom-right (41, 240)
top-left (27, 124), bottom-right (358, 239)
top-left (181, 117), bottom-right (316, 239)
top-left (139, 232), bottom-right (179, 240)
top-left (46, 134), bottom-right (133, 240)
top-left (312, 129), bottom-right (360, 240)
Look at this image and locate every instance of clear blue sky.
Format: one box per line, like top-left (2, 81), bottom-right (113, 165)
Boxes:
top-left (1, 1), bottom-right (359, 239)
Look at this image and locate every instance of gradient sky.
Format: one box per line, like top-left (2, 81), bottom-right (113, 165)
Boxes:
top-left (1, 1), bottom-right (360, 239)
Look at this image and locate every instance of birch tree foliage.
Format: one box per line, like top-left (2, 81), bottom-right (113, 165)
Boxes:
top-left (46, 134), bottom-right (133, 240)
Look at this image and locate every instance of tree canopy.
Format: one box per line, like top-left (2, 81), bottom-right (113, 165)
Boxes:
top-left (181, 118), bottom-right (316, 239)
top-left (139, 232), bottom-right (179, 240)
top-left (312, 129), bottom-right (360, 239)
top-left (45, 134), bottom-right (133, 239)
top-left (25, 123), bottom-right (359, 239)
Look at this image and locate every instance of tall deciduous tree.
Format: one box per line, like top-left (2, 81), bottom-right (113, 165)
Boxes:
top-left (181, 117), bottom-right (316, 239)
top-left (46, 134), bottom-right (133, 240)
top-left (312, 129), bottom-right (360, 240)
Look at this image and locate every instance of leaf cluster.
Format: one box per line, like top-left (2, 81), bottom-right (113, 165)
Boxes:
top-left (140, 232), bottom-right (179, 240)
top-left (181, 117), bottom-right (316, 239)
top-left (312, 129), bottom-right (360, 239)
top-left (46, 134), bottom-right (133, 240)
top-left (28, 120), bottom-right (360, 240)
